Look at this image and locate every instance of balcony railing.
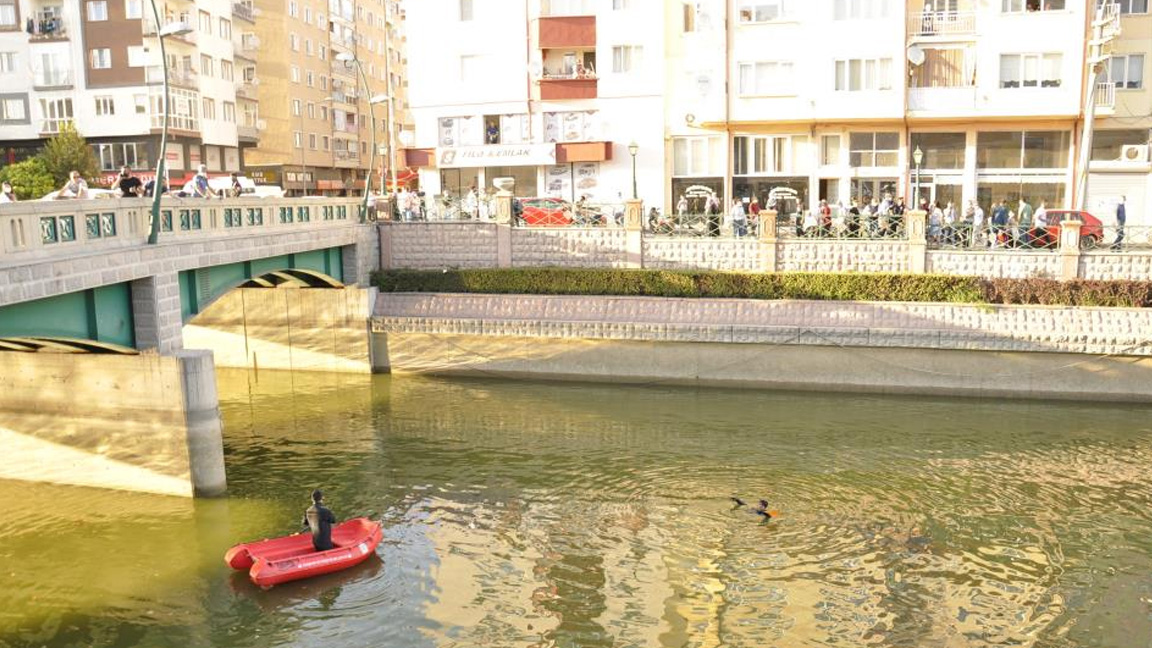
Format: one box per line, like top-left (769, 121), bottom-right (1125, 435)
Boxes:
top-left (334, 149), bottom-right (360, 162)
top-left (538, 77), bottom-right (597, 100)
top-left (1095, 81), bottom-right (1116, 109)
top-left (908, 86), bottom-right (977, 112)
top-left (235, 80), bottom-right (258, 98)
top-left (240, 35), bottom-right (260, 51)
top-left (232, 1), bottom-right (255, 22)
top-left (146, 66), bottom-right (198, 87)
top-left (908, 10), bottom-right (976, 36)
top-left (28, 15), bottom-right (67, 41)
top-left (40, 117), bottom-right (73, 134)
top-left (33, 71), bottom-right (72, 88)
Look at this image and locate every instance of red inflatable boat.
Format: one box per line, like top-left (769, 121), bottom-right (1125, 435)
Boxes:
top-left (225, 517), bottom-right (383, 588)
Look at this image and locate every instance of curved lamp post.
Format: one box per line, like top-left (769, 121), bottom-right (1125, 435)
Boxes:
top-left (146, 6), bottom-right (192, 245)
top-left (335, 52), bottom-right (390, 221)
top-left (628, 141), bottom-right (639, 200)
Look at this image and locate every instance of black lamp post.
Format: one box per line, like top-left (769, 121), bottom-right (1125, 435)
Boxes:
top-left (146, 8), bottom-right (192, 245)
top-left (912, 145), bottom-right (924, 209)
top-left (628, 141), bottom-right (638, 200)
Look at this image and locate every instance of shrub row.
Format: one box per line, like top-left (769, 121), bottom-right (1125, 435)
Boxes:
top-left (373, 269), bottom-right (1152, 308)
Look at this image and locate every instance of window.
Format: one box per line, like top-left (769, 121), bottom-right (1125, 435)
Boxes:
top-left (833, 0), bottom-right (891, 19)
top-left (1091, 129), bottom-right (1149, 160)
top-left (202, 98), bottom-right (216, 119)
top-left (133, 94), bottom-right (147, 113)
top-left (289, 33), bottom-right (299, 51)
top-left (288, 0), bottom-right (297, 17)
top-left (319, 45), bottom-right (327, 61)
top-left (200, 55), bottom-right (214, 77)
top-left (306, 70), bottom-right (314, 87)
top-left (304, 7), bottom-right (311, 22)
top-left (292, 99), bottom-right (301, 116)
top-left (849, 132), bottom-right (899, 167)
top-left (612, 45), bottom-right (642, 74)
top-left (322, 136), bottom-right (330, 151)
top-left (0, 52), bottom-right (14, 73)
top-left (320, 106), bottom-right (328, 120)
top-left (308, 133), bottom-right (317, 149)
top-left (460, 0), bottom-right (472, 20)
top-left (90, 48), bottom-right (112, 69)
top-left (87, 1), bottom-right (108, 21)
top-left (220, 60), bottom-right (233, 81)
top-left (909, 132), bottom-right (966, 169)
top-left (39, 98), bottom-right (73, 133)
top-left (976, 131), bottom-right (1069, 169)
top-left (672, 136), bottom-right (724, 176)
top-left (613, 0), bottom-right (629, 8)
top-left (1, 97), bottom-right (26, 121)
top-left (219, 18), bottom-right (231, 39)
top-left (198, 10), bottom-right (211, 33)
top-left (94, 143), bottom-right (139, 171)
top-left (1110, 54), bottom-right (1144, 89)
top-left (305, 38), bottom-right (313, 56)
top-left (834, 58), bottom-right (893, 91)
top-left (1099, 0), bottom-right (1148, 13)
top-left (307, 102), bottom-right (315, 119)
top-left (293, 131), bottom-right (302, 148)
top-left (125, 0), bottom-right (142, 19)
top-left (320, 75), bottom-right (328, 90)
top-left (738, 61), bottom-right (794, 95)
top-left (912, 47), bottom-right (975, 88)
top-left (734, 135), bottom-right (795, 174)
top-left (290, 65), bottom-right (300, 83)
top-left (94, 95), bottom-right (114, 115)
top-left (0, 1), bottom-right (15, 27)
top-left (223, 101), bottom-right (235, 122)
top-left (820, 135), bottom-right (841, 165)
top-left (999, 53), bottom-right (1062, 88)
top-left (1002, 0), bottom-right (1065, 11)
top-left (739, 1), bottom-right (792, 22)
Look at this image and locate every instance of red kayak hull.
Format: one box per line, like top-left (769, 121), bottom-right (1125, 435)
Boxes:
top-left (224, 517), bottom-right (383, 588)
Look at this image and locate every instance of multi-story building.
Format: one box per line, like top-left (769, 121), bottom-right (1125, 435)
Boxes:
top-left (1088, 0), bottom-right (1151, 224)
top-left (242, 0), bottom-right (410, 197)
top-left (0, 0), bottom-right (252, 186)
top-left (404, 0), bottom-right (666, 204)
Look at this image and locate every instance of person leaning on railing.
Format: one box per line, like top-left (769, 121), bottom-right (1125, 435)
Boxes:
top-left (0, 182), bottom-right (16, 203)
top-left (58, 171), bottom-right (89, 199)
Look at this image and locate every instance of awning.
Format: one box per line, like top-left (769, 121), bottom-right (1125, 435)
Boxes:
top-left (556, 141), bottom-right (613, 163)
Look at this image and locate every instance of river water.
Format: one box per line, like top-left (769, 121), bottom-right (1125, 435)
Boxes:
top-left (3, 369), bottom-right (1152, 648)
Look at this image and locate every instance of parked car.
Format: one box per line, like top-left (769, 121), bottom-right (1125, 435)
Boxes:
top-left (520, 197), bottom-right (573, 227)
top-left (1034, 209), bottom-right (1105, 249)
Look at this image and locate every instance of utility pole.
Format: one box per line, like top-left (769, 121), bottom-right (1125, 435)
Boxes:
top-left (1075, 2), bottom-right (1121, 210)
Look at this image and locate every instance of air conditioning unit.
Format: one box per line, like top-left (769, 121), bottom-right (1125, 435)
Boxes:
top-left (1121, 144), bottom-right (1149, 163)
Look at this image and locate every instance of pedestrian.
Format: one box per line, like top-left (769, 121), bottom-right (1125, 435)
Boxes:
top-left (0, 182), bottom-right (15, 203)
top-left (144, 177), bottom-right (168, 198)
top-left (192, 164), bottom-right (212, 198)
top-left (748, 195), bottom-right (761, 235)
top-left (116, 165), bottom-right (143, 197)
top-left (730, 198), bottom-right (748, 238)
top-left (227, 172), bottom-right (243, 197)
top-left (59, 171), bottom-right (89, 199)
top-left (990, 199), bottom-right (1009, 248)
top-left (705, 193), bottom-right (721, 237)
top-left (1018, 197), bottom-right (1034, 246)
top-left (1113, 196), bottom-right (1126, 251)
top-left (970, 200), bottom-right (985, 248)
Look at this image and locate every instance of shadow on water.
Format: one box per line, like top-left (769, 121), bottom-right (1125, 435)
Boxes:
top-left (4, 368), bottom-right (1152, 647)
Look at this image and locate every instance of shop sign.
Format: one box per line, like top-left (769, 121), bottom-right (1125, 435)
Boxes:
top-left (436, 143), bottom-right (556, 168)
top-left (249, 169), bottom-right (281, 185)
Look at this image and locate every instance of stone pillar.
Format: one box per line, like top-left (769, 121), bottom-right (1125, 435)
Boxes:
top-left (131, 273), bottom-right (184, 354)
top-left (341, 223), bottom-right (381, 286)
top-left (624, 199), bottom-right (643, 268)
top-left (906, 209), bottom-right (928, 274)
top-left (378, 222), bottom-right (393, 270)
top-left (1058, 220), bottom-right (1083, 281)
top-left (376, 197), bottom-right (392, 222)
top-left (759, 209), bottom-right (778, 273)
top-left (494, 192), bottom-right (513, 268)
top-left (177, 349), bottom-right (227, 497)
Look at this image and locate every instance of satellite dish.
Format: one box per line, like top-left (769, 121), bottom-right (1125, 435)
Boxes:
top-left (685, 113), bottom-right (696, 125)
top-left (907, 46), bottom-right (925, 66)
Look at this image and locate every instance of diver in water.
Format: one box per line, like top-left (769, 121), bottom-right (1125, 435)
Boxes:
top-left (730, 497), bottom-right (775, 521)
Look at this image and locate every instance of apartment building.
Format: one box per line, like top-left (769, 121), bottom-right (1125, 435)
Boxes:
top-left (403, 0), bottom-right (666, 203)
top-left (1088, 0), bottom-right (1152, 224)
top-left (242, 0), bottom-right (410, 197)
top-left (0, 0), bottom-right (251, 186)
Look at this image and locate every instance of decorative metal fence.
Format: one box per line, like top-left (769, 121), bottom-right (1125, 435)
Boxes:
top-left (775, 209), bottom-right (906, 241)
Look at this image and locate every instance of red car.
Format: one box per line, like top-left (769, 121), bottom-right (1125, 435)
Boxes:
top-left (519, 197), bottom-right (573, 227)
top-left (1034, 209), bottom-right (1105, 249)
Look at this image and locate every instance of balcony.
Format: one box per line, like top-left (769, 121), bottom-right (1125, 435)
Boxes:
top-left (539, 77), bottom-right (597, 100)
top-left (233, 1), bottom-right (256, 22)
top-left (908, 86), bottom-right (977, 113)
top-left (237, 123), bottom-right (259, 141)
top-left (235, 79), bottom-right (258, 98)
top-left (908, 10), bottom-right (975, 37)
top-left (146, 66), bottom-right (199, 88)
top-left (40, 118), bottom-right (73, 135)
top-left (334, 149), bottom-right (360, 163)
top-left (537, 15), bottom-right (596, 49)
top-left (1095, 81), bottom-right (1115, 111)
top-left (240, 34), bottom-right (260, 51)
top-left (28, 12), bottom-right (67, 41)
top-left (33, 70), bottom-right (72, 89)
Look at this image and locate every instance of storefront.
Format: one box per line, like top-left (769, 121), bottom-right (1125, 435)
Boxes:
top-left (429, 142), bottom-right (612, 200)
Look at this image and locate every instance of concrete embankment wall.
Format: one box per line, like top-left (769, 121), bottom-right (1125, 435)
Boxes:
top-left (0, 350), bottom-right (225, 497)
top-left (183, 287), bottom-right (375, 373)
top-left (372, 293), bottom-right (1152, 403)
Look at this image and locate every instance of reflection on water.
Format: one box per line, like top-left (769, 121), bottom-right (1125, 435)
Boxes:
top-left (3, 368), bottom-right (1152, 647)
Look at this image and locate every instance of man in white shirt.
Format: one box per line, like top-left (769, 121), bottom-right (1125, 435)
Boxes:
top-left (970, 200), bottom-right (985, 248)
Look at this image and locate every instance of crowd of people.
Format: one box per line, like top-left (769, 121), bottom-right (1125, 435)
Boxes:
top-left (0, 164), bottom-right (247, 203)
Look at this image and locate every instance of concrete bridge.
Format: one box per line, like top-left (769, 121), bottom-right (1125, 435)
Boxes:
top-left (0, 196), bottom-right (381, 498)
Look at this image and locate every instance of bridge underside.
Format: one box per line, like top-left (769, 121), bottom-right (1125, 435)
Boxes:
top-left (0, 248), bottom-right (345, 349)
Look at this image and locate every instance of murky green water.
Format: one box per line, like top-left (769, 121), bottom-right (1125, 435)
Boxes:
top-left (3, 369), bottom-right (1152, 647)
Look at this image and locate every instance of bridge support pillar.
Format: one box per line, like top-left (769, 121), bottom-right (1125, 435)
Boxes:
top-left (131, 273), bottom-right (184, 354)
top-left (177, 349), bottom-right (227, 497)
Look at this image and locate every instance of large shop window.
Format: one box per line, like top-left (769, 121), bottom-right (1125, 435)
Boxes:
top-left (976, 183), bottom-right (1065, 211)
top-left (976, 131), bottom-right (1069, 169)
top-left (543, 111), bottom-right (599, 143)
top-left (849, 132), bottom-right (899, 167)
top-left (909, 132), bottom-right (965, 169)
top-left (672, 136), bottom-right (724, 176)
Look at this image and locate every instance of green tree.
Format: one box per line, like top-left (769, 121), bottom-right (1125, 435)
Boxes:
top-left (39, 123), bottom-right (99, 186)
top-left (0, 157), bottom-right (57, 200)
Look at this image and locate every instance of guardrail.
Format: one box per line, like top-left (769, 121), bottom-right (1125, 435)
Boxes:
top-left (908, 10), bottom-right (976, 36)
top-left (0, 196), bottom-right (364, 264)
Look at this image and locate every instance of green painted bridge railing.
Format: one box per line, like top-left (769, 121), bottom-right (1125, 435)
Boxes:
top-left (0, 196), bottom-right (363, 265)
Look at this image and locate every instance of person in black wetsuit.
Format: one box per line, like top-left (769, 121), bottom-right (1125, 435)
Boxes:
top-left (302, 489), bottom-right (337, 551)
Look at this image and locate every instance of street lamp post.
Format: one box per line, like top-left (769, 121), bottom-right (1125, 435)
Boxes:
top-left (335, 52), bottom-right (389, 222)
top-left (628, 141), bottom-right (639, 200)
top-left (146, 4), bottom-right (192, 245)
top-left (912, 145), bottom-right (924, 209)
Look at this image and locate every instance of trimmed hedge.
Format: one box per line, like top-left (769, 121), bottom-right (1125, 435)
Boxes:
top-left (373, 269), bottom-right (1152, 308)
